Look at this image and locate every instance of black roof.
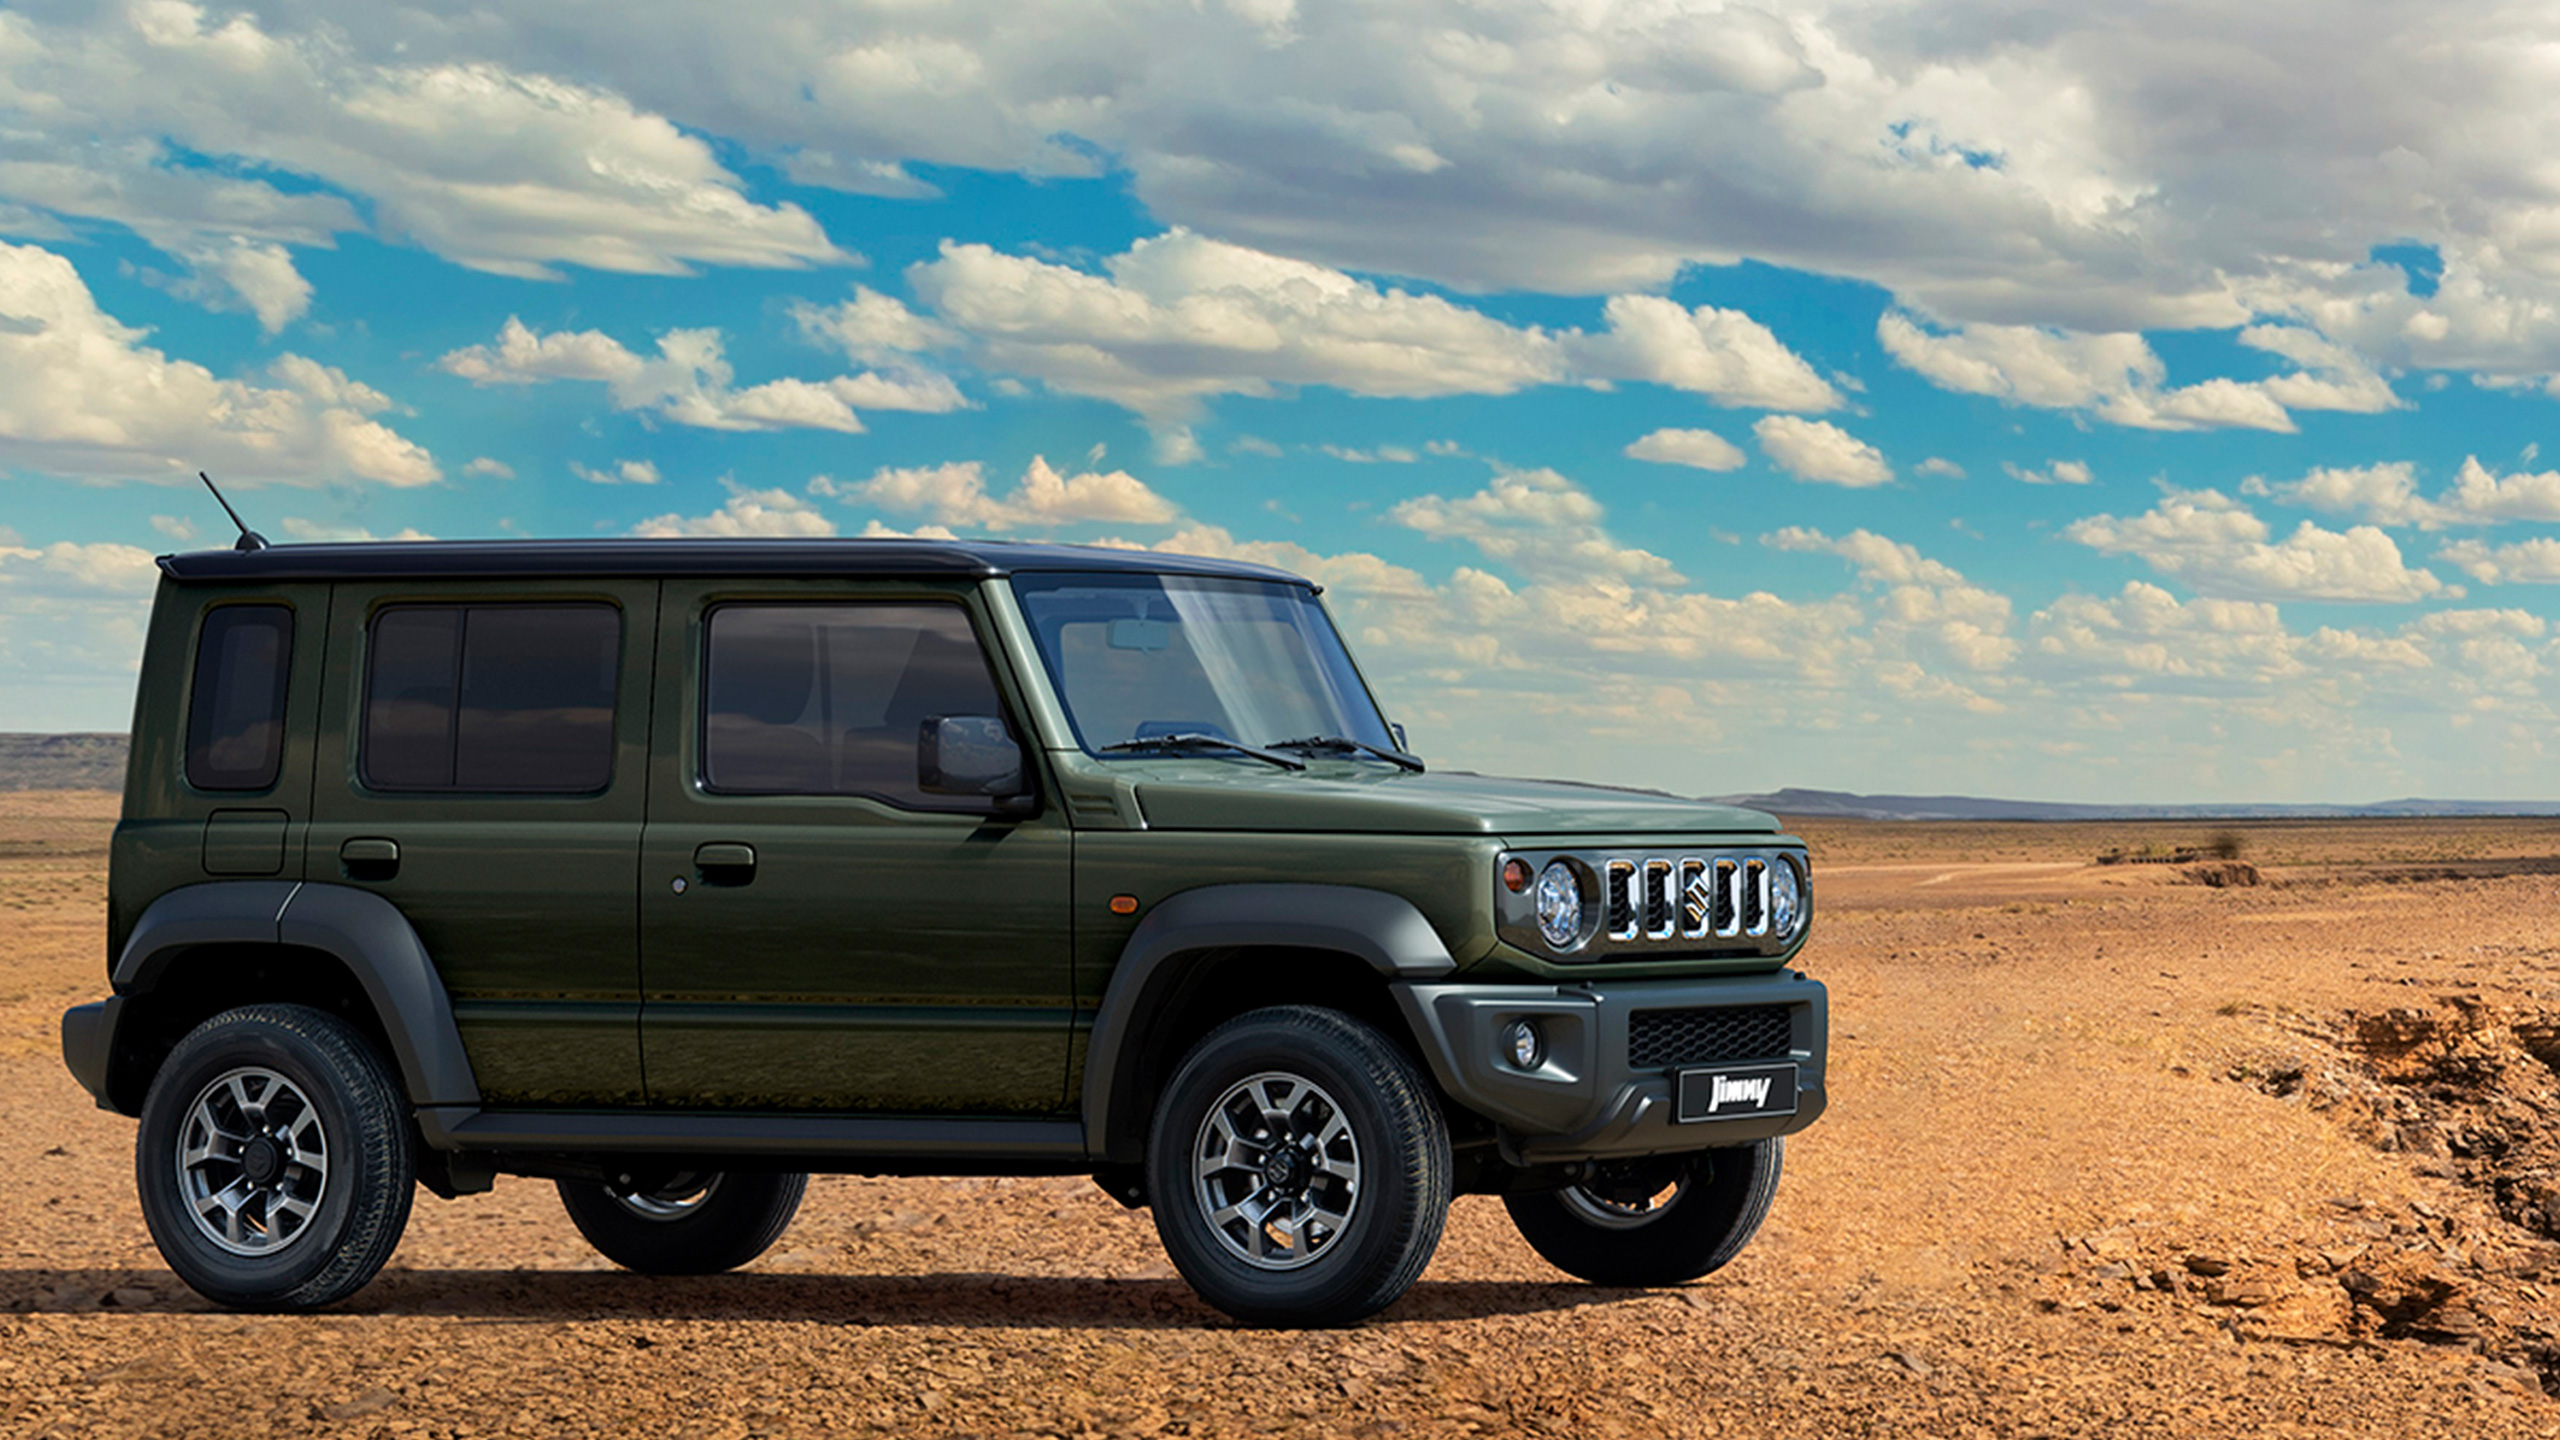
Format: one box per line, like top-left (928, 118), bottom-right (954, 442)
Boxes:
top-left (156, 538), bottom-right (1315, 588)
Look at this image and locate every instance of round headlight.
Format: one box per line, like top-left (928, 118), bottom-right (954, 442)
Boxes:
top-left (1533, 861), bottom-right (1584, 950)
top-left (1769, 856), bottom-right (1804, 938)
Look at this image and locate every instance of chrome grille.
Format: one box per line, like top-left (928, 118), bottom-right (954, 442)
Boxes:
top-left (1628, 1005), bottom-right (1795, 1069)
top-left (1497, 846), bottom-right (1807, 959)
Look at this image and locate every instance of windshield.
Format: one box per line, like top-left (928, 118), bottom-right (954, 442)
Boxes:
top-left (1012, 572), bottom-right (1399, 759)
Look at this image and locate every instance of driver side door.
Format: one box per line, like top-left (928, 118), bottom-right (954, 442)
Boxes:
top-left (636, 580), bottom-right (1074, 1114)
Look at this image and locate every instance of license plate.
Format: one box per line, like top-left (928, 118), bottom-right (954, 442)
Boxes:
top-left (1675, 1063), bottom-right (1799, 1122)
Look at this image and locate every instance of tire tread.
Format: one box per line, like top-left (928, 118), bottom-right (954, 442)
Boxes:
top-left (137, 1003), bottom-right (416, 1311)
top-left (1148, 1005), bottom-right (1451, 1326)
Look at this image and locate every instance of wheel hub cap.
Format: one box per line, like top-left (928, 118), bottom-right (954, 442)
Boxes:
top-left (1193, 1071), bottom-right (1361, 1272)
top-left (239, 1136), bottom-right (283, 1187)
top-left (1260, 1145), bottom-right (1310, 1192)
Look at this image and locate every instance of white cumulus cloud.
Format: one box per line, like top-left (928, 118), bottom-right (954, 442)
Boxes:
top-left (632, 483), bottom-right (835, 538)
top-left (1878, 314), bottom-right (2396, 434)
top-left (903, 231), bottom-right (1833, 432)
top-left (0, 240), bottom-right (435, 486)
top-left (2005, 459), bottom-right (2091, 486)
top-left (813, 456), bottom-right (1181, 532)
top-left (0, 1), bottom-right (847, 311)
top-left (439, 317), bottom-right (966, 434)
top-left (1566, 296), bottom-right (1840, 411)
top-left (2065, 489), bottom-right (2452, 603)
top-left (1625, 427), bottom-right (1747, 472)
top-left (1752, 417), bottom-right (1891, 488)
top-left (572, 459), bottom-right (661, 486)
top-left (2436, 538), bottom-right (2560, 585)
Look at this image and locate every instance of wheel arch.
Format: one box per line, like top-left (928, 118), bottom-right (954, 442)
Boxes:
top-left (1081, 883), bottom-right (1456, 1164)
top-left (102, 881), bottom-right (481, 1115)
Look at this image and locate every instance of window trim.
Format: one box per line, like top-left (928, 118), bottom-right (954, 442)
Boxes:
top-left (694, 597), bottom-right (1030, 814)
top-left (183, 601), bottom-right (295, 794)
top-left (357, 599), bottom-right (625, 796)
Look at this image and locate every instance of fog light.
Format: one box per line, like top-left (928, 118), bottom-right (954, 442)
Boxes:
top-left (1504, 1019), bottom-right (1546, 1071)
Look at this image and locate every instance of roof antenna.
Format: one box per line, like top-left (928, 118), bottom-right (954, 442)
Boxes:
top-left (198, 471), bottom-right (269, 552)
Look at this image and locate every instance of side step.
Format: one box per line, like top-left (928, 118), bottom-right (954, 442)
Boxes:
top-left (417, 1106), bottom-right (1089, 1171)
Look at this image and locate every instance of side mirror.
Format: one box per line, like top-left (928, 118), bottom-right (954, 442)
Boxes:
top-left (919, 715), bottom-right (1032, 809)
top-left (1390, 722), bottom-right (1409, 752)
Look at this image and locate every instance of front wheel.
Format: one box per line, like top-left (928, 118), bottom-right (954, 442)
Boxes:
top-left (1148, 1006), bottom-right (1452, 1327)
top-left (1503, 1139), bottom-right (1783, 1287)
top-left (557, 1170), bottom-right (807, 1275)
top-left (135, 1004), bottom-right (416, 1311)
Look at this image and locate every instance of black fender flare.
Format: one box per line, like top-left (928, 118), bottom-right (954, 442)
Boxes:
top-left (1080, 883), bottom-right (1456, 1163)
top-left (111, 880), bottom-right (482, 1109)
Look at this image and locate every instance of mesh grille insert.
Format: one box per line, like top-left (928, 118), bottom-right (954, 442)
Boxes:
top-left (1627, 1005), bottom-right (1795, 1070)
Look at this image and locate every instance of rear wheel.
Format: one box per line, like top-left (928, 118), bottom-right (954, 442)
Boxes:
top-left (557, 1170), bottom-right (807, 1275)
top-left (136, 1004), bottom-right (416, 1311)
top-left (1503, 1139), bottom-right (1782, 1287)
top-left (1147, 1006), bottom-right (1451, 1327)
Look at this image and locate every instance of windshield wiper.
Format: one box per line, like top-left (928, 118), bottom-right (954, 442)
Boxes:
top-left (1096, 733), bottom-right (1307, 771)
top-left (1267, 735), bottom-right (1425, 773)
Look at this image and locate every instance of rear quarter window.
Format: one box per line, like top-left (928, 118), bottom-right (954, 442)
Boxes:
top-left (185, 604), bottom-right (293, 792)
top-left (362, 603), bottom-right (621, 793)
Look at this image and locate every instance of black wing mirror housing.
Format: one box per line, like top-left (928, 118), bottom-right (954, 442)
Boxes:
top-left (919, 715), bottom-right (1036, 815)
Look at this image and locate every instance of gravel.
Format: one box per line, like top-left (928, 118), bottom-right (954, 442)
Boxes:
top-left (5, 798), bottom-right (2559, 1437)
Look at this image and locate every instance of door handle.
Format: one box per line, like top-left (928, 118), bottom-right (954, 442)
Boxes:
top-left (340, 837), bottom-right (400, 882)
top-left (693, 842), bottom-right (757, 886)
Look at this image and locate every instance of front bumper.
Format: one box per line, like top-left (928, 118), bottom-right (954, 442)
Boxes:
top-left (1392, 969), bottom-right (1826, 1162)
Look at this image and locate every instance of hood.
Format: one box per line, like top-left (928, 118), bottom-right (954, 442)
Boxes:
top-left (1124, 764), bottom-right (1782, 835)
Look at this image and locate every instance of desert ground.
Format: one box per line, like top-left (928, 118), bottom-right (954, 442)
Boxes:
top-left (5, 792), bottom-right (2560, 1437)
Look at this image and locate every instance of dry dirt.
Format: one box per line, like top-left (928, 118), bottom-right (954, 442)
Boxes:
top-left (7, 796), bottom-right (2560, 1437)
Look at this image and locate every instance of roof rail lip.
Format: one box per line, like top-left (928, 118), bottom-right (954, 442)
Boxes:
top-left (151, 536), bottom-right (1317, 588)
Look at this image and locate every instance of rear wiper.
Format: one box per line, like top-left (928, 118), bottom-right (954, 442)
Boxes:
top-left (1267, 734), bottom-right (1425, 773)
top-left (1096, 733), bottom-right (1306, 771)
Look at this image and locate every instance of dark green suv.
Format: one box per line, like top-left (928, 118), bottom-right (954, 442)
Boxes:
top-left (60, 538), bottom-right (1827, 1325)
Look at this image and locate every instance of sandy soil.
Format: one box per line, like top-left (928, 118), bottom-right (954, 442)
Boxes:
top-left (6, 792), bottom-right (2560, 1437)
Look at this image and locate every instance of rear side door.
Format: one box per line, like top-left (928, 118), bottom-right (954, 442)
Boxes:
top-left (307, 578), bottom-right (657, 1108)
top-left (637, 578), bottom-right (1074, 1114)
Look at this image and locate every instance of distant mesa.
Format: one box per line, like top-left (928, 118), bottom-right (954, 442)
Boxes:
top-left (1714, 786), bottom-right (2560, 823)
top-left (0, 738), bottom-right (2554, 818)
top-left (0, 734), bottom-right (130, 792)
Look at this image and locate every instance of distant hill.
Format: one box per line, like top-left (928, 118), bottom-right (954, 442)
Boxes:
top-left (0, 737), bottom-right (2551, 817)
top-left (1716, 786), bottom-right (2560, 822)
top-left (0, 734), bottom-right (129, 791)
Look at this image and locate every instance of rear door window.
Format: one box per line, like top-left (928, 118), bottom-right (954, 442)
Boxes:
top-left (362, 604), bottom-right (621, 792)
top-left (702, 603), bottom-right (1007, 809)
top-left (185, 604), bottom-right (293, 791)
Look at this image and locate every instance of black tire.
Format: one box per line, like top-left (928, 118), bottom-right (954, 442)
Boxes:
top-left (1147, 1006), bottom-right (1451, 1327)
top-left (135, 1003), bottom-right (416, 1311)
top-left (1504, 1139), bottom-right (1783, 1287)
top-left (557, 1170), bottom-right (807, 1275)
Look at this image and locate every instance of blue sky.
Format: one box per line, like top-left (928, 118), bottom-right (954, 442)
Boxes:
top-left (8, 1), bottom-right (2560, 804)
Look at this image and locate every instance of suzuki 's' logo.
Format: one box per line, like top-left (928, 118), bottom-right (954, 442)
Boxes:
top-left (1708, 1075), bottom-right (1772, 1113)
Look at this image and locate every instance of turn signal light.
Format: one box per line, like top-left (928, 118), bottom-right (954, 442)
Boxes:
top-left (1501, 858), bottom-right (1532, 893)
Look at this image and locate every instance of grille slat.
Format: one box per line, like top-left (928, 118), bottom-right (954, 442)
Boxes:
top-left (1604, 859), bottom-right (1637, 941)
top-left (1642, 859), bottom-right (1675, 939)
top-left (1627, 1005), bottom-right (1794, 1070)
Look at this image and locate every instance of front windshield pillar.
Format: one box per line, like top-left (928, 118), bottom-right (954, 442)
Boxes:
top-left (976, 577), bottom-right (1081, 753)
